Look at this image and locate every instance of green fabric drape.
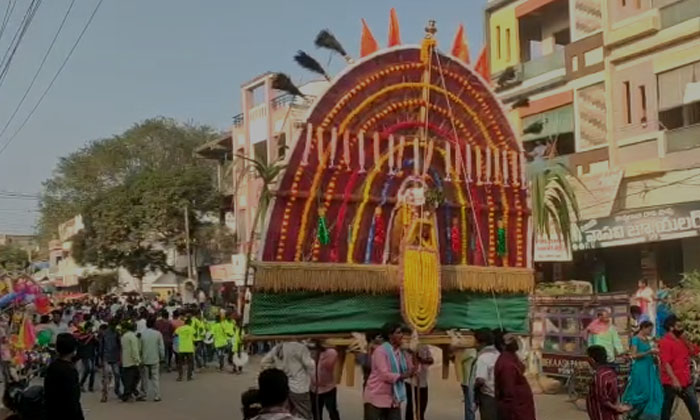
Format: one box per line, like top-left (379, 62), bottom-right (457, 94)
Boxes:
top-left (249, 292), bottom-right (529, 335)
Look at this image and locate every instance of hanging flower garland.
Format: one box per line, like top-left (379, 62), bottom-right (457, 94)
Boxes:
top-left (451, 216), bottom-right (461, 257)
top-left (276, 166), bottom-right (304, 261)
top-left (317, 208), bottom-right (331, 246)
top-left (499, 185), bottom-right (510, 267)
top-left (486, 186), bottom-right (497, 266)
top-left (366, 207), bottom-right (386, 263)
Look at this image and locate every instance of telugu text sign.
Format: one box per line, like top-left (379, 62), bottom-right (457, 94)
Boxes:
top-left (573, 202), bottom-right (700, 250)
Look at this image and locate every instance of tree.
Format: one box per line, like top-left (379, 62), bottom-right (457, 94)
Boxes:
top-left (38, 117), bottom-right (220, 244)
top-left (235, 154), bottom-right (286, 287)
top-left (81, 272), bottom-right (119, 296)
top-left (72, 165), bottom-right (220, 292)
top-left (0, 245), bottom-right (29, 271)
top-left (528, 160), bottom-right (580, 246)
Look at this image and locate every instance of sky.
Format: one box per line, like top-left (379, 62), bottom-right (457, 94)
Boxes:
top-left (0, 0), bottom-right (486, 235)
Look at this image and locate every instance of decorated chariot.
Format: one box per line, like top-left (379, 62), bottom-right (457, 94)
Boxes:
top-left (247, 18), bottom-right (535, 382)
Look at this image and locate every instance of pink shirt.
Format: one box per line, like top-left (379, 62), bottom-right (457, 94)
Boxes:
top-left (311, 348), bottom-right (338, 394)
top-left (363, 344), bottom-right (412, 408)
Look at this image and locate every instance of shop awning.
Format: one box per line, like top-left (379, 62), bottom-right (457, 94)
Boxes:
top-left (522, 104), bottom-right (574, 142)
top-left (572, 170), bottom-right (624, 220)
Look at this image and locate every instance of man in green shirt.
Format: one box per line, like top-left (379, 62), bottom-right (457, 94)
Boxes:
top-left (210, 315), bottom-right (230, 371)
top-left (175, 318), bottom-right (195, 381)
top-left (120, 321), bottom-right (142, 402)
top-left (191, 311), bottom-right (207, 369)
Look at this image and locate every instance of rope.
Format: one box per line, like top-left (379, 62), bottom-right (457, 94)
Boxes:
top-left (433, 49), bottom-right (504, 330)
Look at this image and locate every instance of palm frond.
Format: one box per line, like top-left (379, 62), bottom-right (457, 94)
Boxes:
top-left (528, 160), bottom-right (581, 246)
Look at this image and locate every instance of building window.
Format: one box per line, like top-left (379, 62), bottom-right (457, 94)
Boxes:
top-left (505, 28), bottom-right (511, 62)
top-left (624, 81), bottom-right (632, 124)
top-left (277, 133), bottom-right (287, 159)
top-left (639, 85), bottom-right (647, 124)
top-left (658, 61), bottom-right (700, 130)
top-left (553, 29), bottom-right (571, 51)
top-left (254, 140), bottom-right (268, 164)
top-left (621, 0), bottom-right (627, 6)
top-left (496, 25), bottom-right (502, 60)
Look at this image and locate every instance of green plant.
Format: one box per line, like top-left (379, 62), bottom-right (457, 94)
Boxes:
top-left (671, 270), bottom-right (700, 342)
top-left (528, 161), bottom-right (580, 246)
top-left (234, 153), bottom-right (287, 287)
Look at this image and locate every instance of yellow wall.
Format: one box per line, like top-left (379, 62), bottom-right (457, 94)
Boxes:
top-left (489, 4), bottom-right (520, 74)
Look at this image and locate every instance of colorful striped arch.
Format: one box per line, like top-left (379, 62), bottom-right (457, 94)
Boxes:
top-left (260, 46), bottom-right (530, 277)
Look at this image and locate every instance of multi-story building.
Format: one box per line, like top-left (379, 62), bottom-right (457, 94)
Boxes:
top-left (0, 233), bottom-right (37, 253)
top-left (47, 214), bottom-right (189, 293)
top-left (486, 0), bottom-right (700, 290)
top-left (196, 73), bottom-right (327, 257)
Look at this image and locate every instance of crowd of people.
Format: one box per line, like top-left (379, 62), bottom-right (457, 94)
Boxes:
top-left (581, 279), bottom-right (699, 420)
top-left (2, 293), bottom-right (246, 419)
top-left (237, 280), bottom-right (697, 420)
top-left (1, 277), bottom-right (695, 420)
top-left (240, 322), bottom-right (536, 420)
top-left (586, 314), bottom-right (700, 420)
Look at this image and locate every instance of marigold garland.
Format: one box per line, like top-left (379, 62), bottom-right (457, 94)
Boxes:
top-left (286, 56), bottom-right (521, 264)
top-left (401, 246), bottom-right (441, 333)
top-left (337, 83), bottom-right (497, 148)
top-left (346, 144), bottom-right (467, 263)
top-left (486, 187), bottom-right (497, 266)
top-left (515, 188), bottom-right (525, 267)
top-left (500, 185), bottom-right (510, 267)
top-left (276, 166), bottom-right (304, 261)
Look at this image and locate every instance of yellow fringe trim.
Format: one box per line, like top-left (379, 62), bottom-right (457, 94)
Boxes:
top-left (253, 262), bottom-right (533, 294)
top-left (441, 265), bottom-right (534, 293)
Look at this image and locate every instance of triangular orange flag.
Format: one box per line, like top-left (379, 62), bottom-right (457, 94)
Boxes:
top-left (361, 18), bottom-right (379, 57)
top-left (388, 8), bottom-right (401, 47)
top-left (451, 24), bottom-right (470, 64)
top-left (475, 46), bottom-right (490, 83)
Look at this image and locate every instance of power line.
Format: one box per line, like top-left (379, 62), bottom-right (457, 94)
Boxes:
top-left (0, 0), bottom-right (77, 140)
top-left (0, 190), bottom-right (40, 200)
top-left (0, 0), bottom-right (105, 158)
top-left (0, 0), bottom-right (16, 45)
top-left (0, 0), bottom-right (43, 91)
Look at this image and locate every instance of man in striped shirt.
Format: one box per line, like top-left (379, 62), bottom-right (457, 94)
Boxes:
top-left (586, 345), bottom-right (631, 420)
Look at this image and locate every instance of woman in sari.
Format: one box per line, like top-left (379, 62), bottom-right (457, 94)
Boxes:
top-left (622, 321), bottom-right (664, 420)
top-left (587, 310), bottom-right (625, 362)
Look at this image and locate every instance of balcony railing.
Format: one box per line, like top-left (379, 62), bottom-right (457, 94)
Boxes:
top-left (231, 94), bottom-right (317, 127)
top-left (521, 49), bottom-right (566, 80)
top-left (659, 0), bottom-right (700, 28)
top-left (271, 93), bottom-right (316, 109)
top-left (665, 123), bottom-right (700, 153)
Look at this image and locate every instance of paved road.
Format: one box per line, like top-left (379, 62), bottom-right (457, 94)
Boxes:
top-left (7, 357), bottom-right (694, 419)
top-left (79, 358), bottom-right (589, 420)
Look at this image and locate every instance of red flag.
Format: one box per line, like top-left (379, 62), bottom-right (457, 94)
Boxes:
top-left (475, 46), bottom-right (490, 83)
top-left (451, 24), bottom-right (470, 64)
top-left (388, 8), bottom-right (401, 47)
top-left (361, 19), bottom-right (379, 57)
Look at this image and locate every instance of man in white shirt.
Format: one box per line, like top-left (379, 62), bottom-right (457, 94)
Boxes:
top-left (473, 329), bottom-right (499, 420)
top-left (261, 341), bottom-right (315, 419)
